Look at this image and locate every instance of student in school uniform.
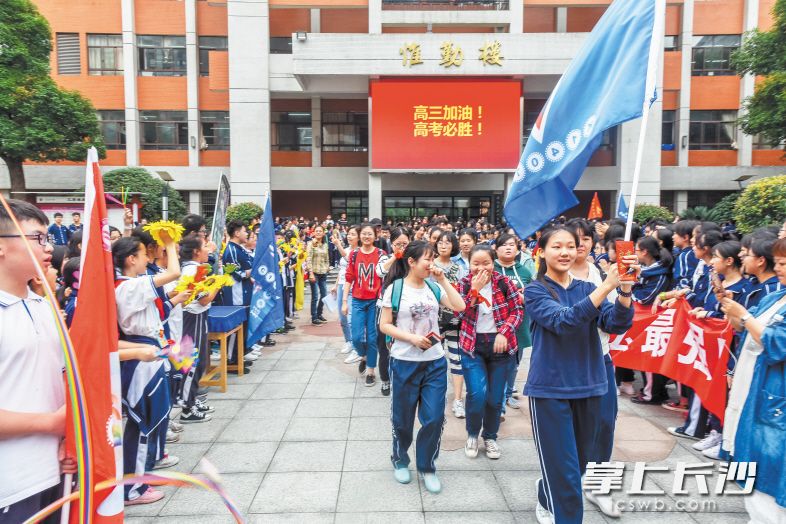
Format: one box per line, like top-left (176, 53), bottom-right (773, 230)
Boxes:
top-left (47, 212), bottom-right (70, 247)
top-left (743, 234), bottom-right (783, 310)
top-left (0, 200), bottom-right (76, 522)
top-left (221, 220), bottom-right (253, 307)
top-left (525, 225), bottom-right (636, 524)
top-left (112, 233), bottom-right (185, 505)
top-left (672, 220), bottom-right (699, 289)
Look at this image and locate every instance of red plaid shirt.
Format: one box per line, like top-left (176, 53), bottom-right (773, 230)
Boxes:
top-left (456, 272), bottom-right (524, 355)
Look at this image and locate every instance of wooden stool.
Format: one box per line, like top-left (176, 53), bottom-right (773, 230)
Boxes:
top-left (201, 322), bottom-right (245, 392)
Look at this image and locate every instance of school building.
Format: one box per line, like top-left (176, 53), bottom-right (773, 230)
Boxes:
top-left (6, 0), bottom-right (786, 224)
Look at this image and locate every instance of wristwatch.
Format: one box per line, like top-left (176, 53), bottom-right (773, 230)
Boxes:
top-left (740, 313), bottom-right (753, 328)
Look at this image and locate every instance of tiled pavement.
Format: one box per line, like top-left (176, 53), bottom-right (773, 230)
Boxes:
top-left (127, 310), bottom-right (748, 524)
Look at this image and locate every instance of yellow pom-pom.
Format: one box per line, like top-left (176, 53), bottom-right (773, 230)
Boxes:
top-left (143, 221), bottom-right (185, 246)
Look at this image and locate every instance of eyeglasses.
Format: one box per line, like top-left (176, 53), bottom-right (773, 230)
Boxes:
top-left (0, 233), bottom-right (50, 246)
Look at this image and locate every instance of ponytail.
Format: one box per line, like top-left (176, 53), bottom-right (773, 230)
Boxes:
top-left (383, 240), bottom-right (435, 289)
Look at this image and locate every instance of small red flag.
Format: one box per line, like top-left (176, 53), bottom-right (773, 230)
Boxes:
top-left (588, 191), bottom-right (603, 220)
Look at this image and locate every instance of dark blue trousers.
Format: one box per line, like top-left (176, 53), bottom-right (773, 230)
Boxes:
top-left (596, 354), bottom-right (618, 462)
top-left (123, 420), bottom-right (161, 500)
top-left (462, 334), bottom-right (513, 441)
top-left (390, 357), bottom-right (447, 473)
top-left (529, 395), bottom-right (602, 524)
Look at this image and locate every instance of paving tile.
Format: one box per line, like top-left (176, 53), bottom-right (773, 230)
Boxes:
top-left (425, 512), bottom-right (514, 524)
top-left (226, 369), bottom-right (268, 384)
top-left (268, 440), bottom-right (347, 472)
top-left (283, 417), bottom-right (350, 441)
top-left (202, 441), bottom-right (279, 474)
top-left (295, 398), bottom-right (354, 418)
top-left (273, 359), bottom-right (320, 371)
top-left (420, 471), bottom-right (508, 512)
top-left (249, 472), bottom-right (341, 513)
top-left (212, 383), bottom-right (257, 400)
top-left (247, 514), bottom-right (335, 524)
top-left (159, 472), bottom-right (263, 516)
top-left (343, 440), bottom-right (395, 471)
top-left (336, 512), bottom-right (425, 524)
top-left (218, 417), bottom-right (290, 442)
top-left (263, 371), bottom-right (315, 384)
top-left (279, 350), bottom-right (325, 360)
top-left (251, 382), bottom-right (307, 400)
top-left (203, 399), bottom-right (246, 419)
top-left (351, 397), bottom-right (392, 417)
top-left (243, 399), bottom-right (300, 419)
top-left (175, 417), bottom-right (231, 444)
top-left (337, 471), bottom-right (423, 513)
top-left (163, 442), bottom-right (212, 473)
top-left (304, 381), bottom-right (357, 399)
top-left (347, 416), bottom-right (391, 441)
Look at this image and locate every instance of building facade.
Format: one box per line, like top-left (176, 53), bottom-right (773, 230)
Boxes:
top-left (3, 0), bottom-right (784, 224)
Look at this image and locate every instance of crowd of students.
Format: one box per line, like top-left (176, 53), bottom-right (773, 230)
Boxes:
top-left (2, 198), bottom-right (785, 523)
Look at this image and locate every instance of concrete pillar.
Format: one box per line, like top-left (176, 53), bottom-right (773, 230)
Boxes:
top-left (556, 7), bottom-right (567, 33)
top-left (121, 0), bottom-right (139, 166)
top-left (369, 0), bottom-right (382, 34)
top-left (310, 9), bottom-right (321, 32)
top-left (510, 0), bottom-right (523, 34)
top-left (675, 190), bottom-right (689, 214)
top-left (738, 0), bottom-right (759, 167)
top-left (186, 0), bottom-right (200, 167)
top-left (677, 0), bottom-right (693, 167)
top-left (311, 97), bottom-right (321, 168)
top-left (368, 173), bottom-right (383, 219)
top-left (189, 190), bottom-right (201, 214)
top-left (228, 0), bottom-right (270, 204)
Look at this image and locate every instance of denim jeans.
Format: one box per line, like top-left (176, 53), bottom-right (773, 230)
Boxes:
top-left (462, 333), bottom-right (513, 441)
top-left (336, 283), bottom-right (352, 343)
top-left (309, 273), bottom-right (328, 320)
top-left (351, 298), bottom-right (378, 368)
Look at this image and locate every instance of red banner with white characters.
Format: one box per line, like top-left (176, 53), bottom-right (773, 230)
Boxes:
top-left (610, 299), bottom-right (734, 422)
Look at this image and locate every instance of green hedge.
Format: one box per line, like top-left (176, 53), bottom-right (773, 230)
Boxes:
top-left (733, 175), bottom-right (786, 233)
top-left (102, 167), bottom-right (187, 221)
top-left (226, 202), bottom-right (264, 226)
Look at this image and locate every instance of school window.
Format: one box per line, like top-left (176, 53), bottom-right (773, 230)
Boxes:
top-left (662, 110), bottom-right (676, 147)
top-left (664, 35), bottom-right (679, 51)
top-left (691, 35), bottom-right (740, 76)
top-left (97, 110), bottom-right (126, 150)
top-left (200, 111), bottom-right (230, 150)
top-left (198, 36), bottom-right (228, 76)
top-left (138, 35), bottom-right (186, 76)
top-left (752, 134), bottom-right (785, 150)
top-left (87, 34), bottom-right (123, 75)
top-left (522, 110), bottom-right (540, 145)
top-left (689, 110), bottom-right (737, 150)
top-left (201, 191), bottom-right (217, 222)
top-left (271, 112), bottom-right (312, 151)
top-left (56, 33), bottom-right (81, 75)
top-left (270, 37), bottom-right (293, 55)
top-left (331, 191), bottom-right (368, 225)
top-left (322, 112), bottom-right (368, 152)
top-left (140, 111), bottom-right (188, 150)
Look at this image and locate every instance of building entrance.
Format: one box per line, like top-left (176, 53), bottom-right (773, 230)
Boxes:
top-left (383, 194), bottom-right (500, 224)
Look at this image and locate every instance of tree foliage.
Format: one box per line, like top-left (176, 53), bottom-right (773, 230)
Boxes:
top-left (710, 192), bottom-right (741, 223)
top-left (733, 174), bottom-right (786, 233)
top-left (226, 202), bottom-right (264, 226)
top-left (732, 0), bottom-right (786, 150)
top-left (633, 204), bottom-right (674, 224)
top-left (0, 0), bottom-right (105, 195)
top-left (102, 168), bottom-right (187, 222)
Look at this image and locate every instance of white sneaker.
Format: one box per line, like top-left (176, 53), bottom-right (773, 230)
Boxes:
top-left (484, 439), bottom-right (501, 460)
top-left (452, 399), bottom-right (466, 419)
top-left (702, 442), bottom-right (723, 460)
top-left (244, 353), bottom-right (259, 362)
top-left (165, 430), bottom-right (179, 443)
top-left (535, 479), bottom-right (554, 524)
top-left (618, 382), bottom-right (635, 396)
top-left (153, 455), bottom-right (180, 470)
top-left (464, 436), bottom-right (479, 458)
top-left (585, 489), bottom-right (621, 518)
top-left (344, 350), bottom-right (361, 364)
top-left (340, 342), bottom-right (354, 354)
top-left (692, 429), bottom-right (722, 451)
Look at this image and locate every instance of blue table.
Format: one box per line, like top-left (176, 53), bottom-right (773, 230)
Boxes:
top-left (204, 306), bottom-right (249, 390)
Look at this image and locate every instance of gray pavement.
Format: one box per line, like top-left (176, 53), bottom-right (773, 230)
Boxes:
top-left (126, 311), bottom-right (749, 524)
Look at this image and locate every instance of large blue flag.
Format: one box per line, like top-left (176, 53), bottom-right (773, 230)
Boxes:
top-left (504, 0), bottom-right (664, 238)
top-left (248, 195), bottom-right (285, 345)
top-left (617, 192), bottom-right (630, 220)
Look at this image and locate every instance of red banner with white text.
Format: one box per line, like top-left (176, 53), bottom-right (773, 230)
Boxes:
top-left (610, 299), bottom-right (734, 422)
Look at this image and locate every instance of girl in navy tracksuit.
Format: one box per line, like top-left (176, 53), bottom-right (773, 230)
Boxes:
top-left (525, 226), bottom-right (636, 524)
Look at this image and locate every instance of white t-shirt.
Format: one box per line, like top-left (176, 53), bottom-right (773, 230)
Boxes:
top-left (382, 281), bottom-right (447, 362)
top-left (476, 282), bottom-right (497, 334)
top-left (0, 289), bottom-right (65, 508)
top-left (116, 275), bottom-right (166, 343)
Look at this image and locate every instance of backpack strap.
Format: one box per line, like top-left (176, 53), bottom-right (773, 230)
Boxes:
top-left (424, 279), bottom-right (442, 304)
top-left (386, 278), bottom-right (405, 348)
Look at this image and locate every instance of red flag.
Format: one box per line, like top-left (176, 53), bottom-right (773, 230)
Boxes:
top-left (66, 147), bottom-right (124, 522)
top-left (588, 191), bottom-right (603, 220)
top-left (611, 299), bottom-right (733, 421)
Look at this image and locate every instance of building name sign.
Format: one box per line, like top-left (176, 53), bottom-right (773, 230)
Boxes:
top-left (400, 40), bottom-right (504, 68)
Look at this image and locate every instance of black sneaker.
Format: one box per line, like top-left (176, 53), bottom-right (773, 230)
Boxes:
top-left (312, 320), bottom-right (324, 326)
top-left (195, 398), bottom-right (215, 413)
top-left (358, 360), bottom-right (367, 376)
top-left (318, 316), bottom-right (328, 322)
top-left (381, 381), bottom-right (391, 396)
top-left (180, 407), bottom-right (212, 424)
top-left (262, 339), bottom-right (277, 347)
top-left (229, 366), bottom-right (251, 375)
top-left (365, 374), bottom-right (376, 387)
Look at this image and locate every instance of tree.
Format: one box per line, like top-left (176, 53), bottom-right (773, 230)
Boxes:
top-left (102, 168), bottom-right (187, 222)
top-left (0, 0), bottom-right (105, 199)
top-left (733, 174), bottom-right (786, 233)
top-left (633, 204), bottom-right (674, 224)
top-left (226, 202), bottom-right (264, 226)
top-left (710, 192), bottom-right (741, 223)
top-left (732, 0), bottom-right (786, 151)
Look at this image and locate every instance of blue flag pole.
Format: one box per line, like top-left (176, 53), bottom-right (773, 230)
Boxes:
top-left (624, 0), bottom-right (666, 240)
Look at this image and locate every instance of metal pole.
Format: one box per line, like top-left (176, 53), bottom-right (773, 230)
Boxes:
top-left (162, 183), bottom-right (169, 221)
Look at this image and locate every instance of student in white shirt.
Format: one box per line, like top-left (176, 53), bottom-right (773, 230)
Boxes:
top-left (0, 200), bottom-right (73, 521)
top-left (379, 240), bottom-right (465, 495)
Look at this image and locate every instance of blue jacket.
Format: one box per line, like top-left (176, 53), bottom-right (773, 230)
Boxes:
top-left (732, 290), bottom-right (786, 506)
top-left (633, 261), bottom-right (671, 305)
top-left (524, 276), bottom-right (634, 399)
top-left (705, 277), bottom-right (753, 319)
top-left (47, 223), bottom-right (70, 246)
top-left (686, 263), bottom-right (713, 309)
top-left (221, 241), bottom-right (253, 306)
top-left (451, 254), bottom-right (471, 281)
top-left (673, 247), bottom-right (699, 290)
top-left (746, 275), bottom-right (784, 310)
